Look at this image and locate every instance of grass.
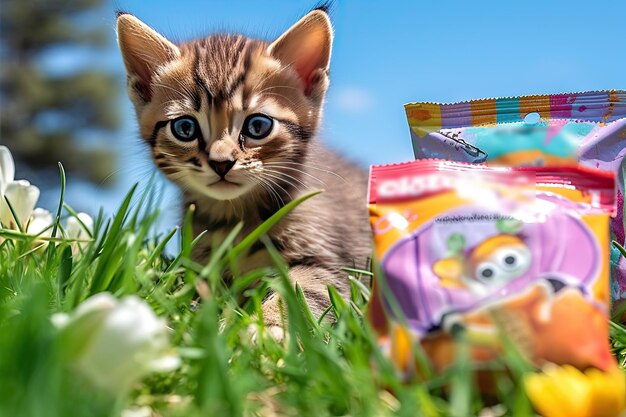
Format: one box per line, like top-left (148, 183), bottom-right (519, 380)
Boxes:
top-left (1, 173), bottom-right (625, 417)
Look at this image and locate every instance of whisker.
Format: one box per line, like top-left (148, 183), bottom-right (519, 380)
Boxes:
top-left (262, 165), bottom-right (326, 186)
top-left (154, 150), bottom-right (176, 157)
top-left (243, 172), bottom-right (284, 208)
top-left (262, 168), bottom-right (310, 190)
top-left (250, 172), bottom-right (287, 207)
top-left (260, 175), bottom-right (294, 203)
top-left (263, 161), bottom-right (346, 182)
top-left (261, 170), bottom-right (306, 193)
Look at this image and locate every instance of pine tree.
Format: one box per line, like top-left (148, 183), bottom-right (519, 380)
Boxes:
top-left (0, 0), bottom-right (119, 185)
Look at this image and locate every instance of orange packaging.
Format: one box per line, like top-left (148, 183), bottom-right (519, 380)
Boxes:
top-left (367, 160), bottom-right (616, 377)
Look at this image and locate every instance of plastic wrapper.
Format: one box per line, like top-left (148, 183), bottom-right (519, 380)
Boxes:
top-left (367, 160), bottom-right (616, 377)
top-left (404, 90), bottom-right (626, 313)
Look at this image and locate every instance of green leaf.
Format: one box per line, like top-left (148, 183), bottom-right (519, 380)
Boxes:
top-left (496, 217), bottom-right (523, 234)
top-left (447, 233), bottom-right (466, 254)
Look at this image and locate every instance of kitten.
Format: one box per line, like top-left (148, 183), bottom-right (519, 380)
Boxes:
top-left (116, 8), bottom-right (371, 334)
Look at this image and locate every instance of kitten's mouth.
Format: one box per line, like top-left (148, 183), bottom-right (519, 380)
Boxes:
top-left (203, 178), bottom-right (251, 200)
top-left (209, 179), bottom-right (240, 188)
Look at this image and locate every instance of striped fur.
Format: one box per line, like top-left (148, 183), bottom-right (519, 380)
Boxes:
top-left (117, 10), bottom-right (371, 328)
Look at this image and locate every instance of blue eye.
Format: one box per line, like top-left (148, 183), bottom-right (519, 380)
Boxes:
top-left (243, 114), bottom-right (273, 140)
top-left (171, 116), bottom-right (199, 141)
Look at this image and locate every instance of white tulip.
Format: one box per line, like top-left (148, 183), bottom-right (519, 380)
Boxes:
top-left (121, 406), bottom-right (153, 417)
top-left (0, 145), bottom-right (15, 194)
top-left (65, 212), bottom-right (94, 240)
top-left (0, 180), bottom-right (40, 229)
top-left (27, 208), bottom-right (54, 237)
top-left (53, 293), bottom-right (180, 394)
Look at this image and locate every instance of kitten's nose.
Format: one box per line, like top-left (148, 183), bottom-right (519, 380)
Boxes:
top-left (209, 160), bottom-right (236, 178)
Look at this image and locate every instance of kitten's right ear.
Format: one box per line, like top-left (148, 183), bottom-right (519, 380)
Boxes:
top-left (268, 9), bottom-right (333, 99)
top-left (116, 13), bottom-right (180, 103)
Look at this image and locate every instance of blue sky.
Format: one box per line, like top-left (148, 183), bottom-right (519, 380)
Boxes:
top-left (37, 0), bottom-right (626, 220)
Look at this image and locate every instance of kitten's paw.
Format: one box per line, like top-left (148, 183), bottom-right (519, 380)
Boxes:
top-left (247, 323), bottom-right (286, 344)
top-left (267, 325), bottom-right (286, 342)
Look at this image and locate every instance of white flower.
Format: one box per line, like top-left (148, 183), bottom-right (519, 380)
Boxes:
top-left (0, 146), bottom-right (42, 232)
top-left (27, 208), bottom-right (53, 237)
top-left (0, 145), bottom-right (15, 194)
top-left (65, 212), bottom-right (93, 240)
top-left (53, 293), bottom-right (180, 394)
top-left (121, 406), bottom-right (153, 417)
top-left (0, 180), bottom-right (40, 229)
top-left (65, 212), bottom-right (94, 252)
top-left (0, 146), bottom-right (93, 245)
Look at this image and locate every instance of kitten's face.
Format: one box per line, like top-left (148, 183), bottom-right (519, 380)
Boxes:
top-left (117, 11), bottom-right (332, 201)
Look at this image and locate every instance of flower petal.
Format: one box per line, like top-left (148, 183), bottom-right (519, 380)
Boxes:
top-left (56, 293), bottom-right (117, 358)
top-left (121, 406), bottom-right (152, 417)
top-left (587, 367), bottom-right (626, 416)
top-left (51, 313), bottom-right (70, 328)
top-left (73, 293), bottom-right (118, 317)
top-left (65, 212), bottom-right (94, 240)
top-left (0, 146), bottom-right (15, 193)
top-left (27, 208), bottom-right (53, 237)
top-left (59, 293), bottom-right (180, 395)
top-left (0, 180), bottom-right (40, 229)
top-left (147, 354), bottom-right (181, 372)
top-left (524, 364), bottom-right (626, 417)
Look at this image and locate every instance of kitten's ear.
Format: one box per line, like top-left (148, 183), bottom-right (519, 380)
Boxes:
top-left (116, 13), bottom-right (180, 103)
top-left (268, 10), bottom-right (333, 97)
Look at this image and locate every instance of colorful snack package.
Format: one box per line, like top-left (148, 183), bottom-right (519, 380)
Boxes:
top-left (404, 90), bottom-right (626, 313)
top-left (367, 160), bottom-right (616, 377)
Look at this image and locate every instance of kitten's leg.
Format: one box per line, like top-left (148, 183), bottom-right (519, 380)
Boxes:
top-left (259, 265), bottom-right (346, 339)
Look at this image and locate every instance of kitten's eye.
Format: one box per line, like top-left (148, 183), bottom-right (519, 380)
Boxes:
top-left (171, 116), bottom-right (199, 141)
top-left (242, 114), bottom-right (273, 140)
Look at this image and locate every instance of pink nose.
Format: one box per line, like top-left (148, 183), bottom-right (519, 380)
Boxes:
top-left (209, 160), bottom-right (236, 178)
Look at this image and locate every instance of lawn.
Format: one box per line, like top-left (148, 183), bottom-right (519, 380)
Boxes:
top-left (1, 166), bottom-right (626, 417)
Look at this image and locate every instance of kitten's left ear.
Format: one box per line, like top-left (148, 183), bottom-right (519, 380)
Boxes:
top-left (268, 9), bottom-right (333, 98)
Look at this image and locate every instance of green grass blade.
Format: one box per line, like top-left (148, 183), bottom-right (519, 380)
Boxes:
top-left (200, 223), bottom-right (243, 275)
top-left (147, 226), bottom-right (178, 265)
top-left (50, 162), bottom-right (66, 239)
top-left (448, 334), bottom-right (475, 417)
top-left (295, 282), bottom-right (321, 333)
top-left (327, 285), bottom-right (349, 319)
top-left (2, 196), bottom-right (24, 233)
top-left (88, 184), bottom-right (137, 295)
top-left (57, 246), bottom-right (73, 304)
top-left (228, 190), bottom-right (321, 260)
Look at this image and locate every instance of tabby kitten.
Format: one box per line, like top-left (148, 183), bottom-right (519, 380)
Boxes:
top-left (116, 8), bottom-right (371, 335)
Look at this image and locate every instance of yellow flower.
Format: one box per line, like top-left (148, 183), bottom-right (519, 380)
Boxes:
top-left (524, 364), bottom-right (626, 417)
